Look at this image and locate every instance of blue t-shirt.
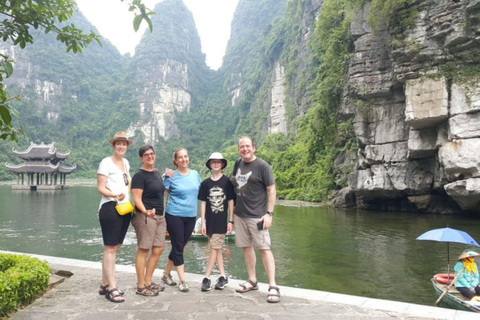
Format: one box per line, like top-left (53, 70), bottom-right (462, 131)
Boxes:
top-left (164, 169), bottom-right (201, 217)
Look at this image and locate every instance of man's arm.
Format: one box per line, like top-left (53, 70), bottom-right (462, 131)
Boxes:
top-left (262, 184), bottom-right (276, 229)
top-left (266, 184), bottom-right (276, 212)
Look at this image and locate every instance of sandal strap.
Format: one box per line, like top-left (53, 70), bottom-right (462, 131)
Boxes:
top-left (146, 282), bottom-right (164, 291)
top-left (107, 288), bottom-right (123, 298)
top-left (247, 279), bottom-right (258, 287)
top-left (268, 286), bottom-right (280, 292)
top-left (137, 287), bottom-right (157, 295)
top-left (268, 286), bottom-right (281, 297)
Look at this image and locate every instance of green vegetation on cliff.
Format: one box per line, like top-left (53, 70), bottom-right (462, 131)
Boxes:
top-left (244, 0), bottom-right (361, 201)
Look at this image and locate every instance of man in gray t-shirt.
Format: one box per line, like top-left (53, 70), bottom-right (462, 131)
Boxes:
top-left (231, 136), bottom-right (280, 303)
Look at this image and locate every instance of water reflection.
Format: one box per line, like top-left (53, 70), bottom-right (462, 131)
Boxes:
top-left (1, 185), bottom-right (480, 308)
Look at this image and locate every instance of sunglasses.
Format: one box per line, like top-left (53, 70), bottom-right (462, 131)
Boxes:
top-left (123, 173), bottom-right (129, 186)
top-left (143, 152), bottom-right (155, 158)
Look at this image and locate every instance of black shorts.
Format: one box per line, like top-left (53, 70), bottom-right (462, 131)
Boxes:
top-left (99, 201), bottom-right (132, 246)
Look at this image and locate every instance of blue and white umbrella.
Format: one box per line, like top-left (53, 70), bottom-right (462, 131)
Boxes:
top-left (416, 227), bottom-right (480, 274)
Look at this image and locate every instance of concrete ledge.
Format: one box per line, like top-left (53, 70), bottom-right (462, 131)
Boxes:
top-left (2, 250), bottom-right (479, 320)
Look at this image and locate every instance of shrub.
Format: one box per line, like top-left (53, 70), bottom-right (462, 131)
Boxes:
top-left (0, 253), bottom-right (50, 317)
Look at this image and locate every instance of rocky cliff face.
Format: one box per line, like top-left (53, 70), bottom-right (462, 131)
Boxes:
top-left (1, 44), bottom-right (64, 120)
top-left (126, 59), bottom-right (191, 142)
top-left (222, 0), bottom-right (288, 109)
top-left (267, 0), bottom-right (323, 134)
top-left (340, 0), bottom-right (480, 213)
top-left (126, 0), bottom-right (208, 144)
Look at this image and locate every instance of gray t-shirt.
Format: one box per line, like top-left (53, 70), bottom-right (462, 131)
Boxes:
top-left (231, 157), bottom-right (275, 218)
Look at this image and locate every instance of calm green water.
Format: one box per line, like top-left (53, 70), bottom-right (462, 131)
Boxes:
top-left (1, 185), bottom-right (480, 307)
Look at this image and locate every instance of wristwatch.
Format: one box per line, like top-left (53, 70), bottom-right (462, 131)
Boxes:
top-left (266, 211), bottom-right (273, 216)
top-left (228, 220), bottom-right (234, 224)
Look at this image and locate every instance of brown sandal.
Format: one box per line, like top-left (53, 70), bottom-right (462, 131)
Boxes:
top-left (99, 284), bottom-right (124, 296)
top-left (236, 279), bottom-right (258, 293)
top-left (106, 288), bottom-right (125, 303)
top-left (146, 282), bottom-right (165, 292)
top-left (136, 286), bottom-right (159, 296)
top-left (98, 284), bottom-right (109, 295)
top-left (267, 286), bottom-right (281, 303)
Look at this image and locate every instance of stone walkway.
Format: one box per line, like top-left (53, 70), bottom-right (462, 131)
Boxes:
top-left (4, 252), bottom-right (479, 320)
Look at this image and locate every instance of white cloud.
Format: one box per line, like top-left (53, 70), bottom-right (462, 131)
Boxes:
top-left (75, 0), bottom-right (238, 70)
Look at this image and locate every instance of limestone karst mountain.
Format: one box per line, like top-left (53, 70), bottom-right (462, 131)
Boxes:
top-left (2, 0), bottom-right (480, 213)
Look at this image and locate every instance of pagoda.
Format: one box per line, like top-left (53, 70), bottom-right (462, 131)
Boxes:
top-left (5, 142), bottom-right (76, 190)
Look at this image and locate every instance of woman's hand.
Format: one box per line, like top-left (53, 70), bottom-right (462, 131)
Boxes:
top-left (163, 168), bottom-right (174, 178)
top-left (145, 208), bottom-right (155, 218)
top-left (201, 223), bottom-right (207, 236)
top-left (117, 193), bottom-right (125, 201)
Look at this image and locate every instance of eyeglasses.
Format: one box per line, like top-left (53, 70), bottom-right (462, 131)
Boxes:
top-left (143, 152), bottom-right (155, 158)
top-left (123, 173), bottom-right (129, 186)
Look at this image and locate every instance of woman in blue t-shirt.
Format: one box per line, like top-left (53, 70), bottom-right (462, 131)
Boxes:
top-left (161, 147), bottom-right (201, 292)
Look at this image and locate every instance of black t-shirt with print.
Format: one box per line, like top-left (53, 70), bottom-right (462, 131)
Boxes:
top-left (198, 175), bottom-right (235, 234)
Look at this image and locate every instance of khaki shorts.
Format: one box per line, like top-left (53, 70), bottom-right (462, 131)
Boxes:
top-left (234, 215), bottom-right (271, 250)
top-left (208, 234), bottom-right (226, 250)
top-left (132, 212), bottom-right (166, 249)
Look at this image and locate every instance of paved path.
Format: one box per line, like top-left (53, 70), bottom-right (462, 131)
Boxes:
top-left (4, 252), bottom-right (479, 320)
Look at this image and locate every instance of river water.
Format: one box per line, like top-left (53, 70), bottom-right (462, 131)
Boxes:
top-left (1, 185), bottom-right (480, 307)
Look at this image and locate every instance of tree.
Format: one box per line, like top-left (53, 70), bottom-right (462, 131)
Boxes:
top-left (0, 0), bottom-right (154, 141)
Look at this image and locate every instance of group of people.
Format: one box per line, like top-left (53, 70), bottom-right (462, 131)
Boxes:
top-left (96, 131), bottom-right (281, 304)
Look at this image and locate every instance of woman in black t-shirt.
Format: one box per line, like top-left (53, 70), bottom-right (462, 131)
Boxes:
top-left (131, 145), bottom-right (166, 296)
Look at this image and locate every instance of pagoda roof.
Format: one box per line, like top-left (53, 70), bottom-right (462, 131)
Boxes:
top-left (5, 162), bottom-right (59, 174)
top-left (5, 162), bottom-right (76, 174)
top-left (58, 164), bottom-right (76, 174)
top-left (13, 142), bottom-right (70, 161)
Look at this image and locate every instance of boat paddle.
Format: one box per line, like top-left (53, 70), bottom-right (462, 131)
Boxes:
top-left (434, 265), bottom-right (466, 306)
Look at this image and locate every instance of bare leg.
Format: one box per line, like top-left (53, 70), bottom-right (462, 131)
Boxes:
top-left (205, 248), bottom-right (218, 278)
top-left (216, 249), bottom-right (225, 276)
top-left (243, 246), bottom-right (257, 283)
top-left (145, 246), bottom-right (164, 284)
top-left (260, 249), bottom-right (280, 303)
top-left (164, 258), bottom-right (174, 276)
top-left (135, 248), bottom-right (149, 287)
top-left (259, 249), bottom-right (276, 286)
top-left (102, 244), bottom-right (121, 288)
top-left (176, 264), bottom-right (186, 281)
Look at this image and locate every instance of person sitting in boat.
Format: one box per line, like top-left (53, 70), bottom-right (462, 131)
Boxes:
top-left (454, 249), bottom-right (480, 299)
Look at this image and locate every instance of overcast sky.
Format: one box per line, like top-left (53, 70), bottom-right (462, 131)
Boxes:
top-left (75, 0), bottom-right (239, 70)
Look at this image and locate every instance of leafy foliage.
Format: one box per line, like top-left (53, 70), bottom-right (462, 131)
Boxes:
top-left (249, 0), bottom-right (360, 201)
top-left (368, 0), bottom-right (419, 32)
top-left (0, 11), bottom-right (140, 179)
top-left (220, 0), bottom-right (288, 140)
top-left (0, 253), bottom-right (50, 317)
top-left (0, 0), bottom-right (153, 141)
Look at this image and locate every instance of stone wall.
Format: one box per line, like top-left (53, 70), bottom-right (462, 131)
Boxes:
top-left (338, 0), bottom-right (480, 213)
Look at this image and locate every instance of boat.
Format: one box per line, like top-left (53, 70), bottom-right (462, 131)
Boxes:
top-left (166, 232), bottom-right (235, 242)
top-left (431, 274), bottom-right (480, 313)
